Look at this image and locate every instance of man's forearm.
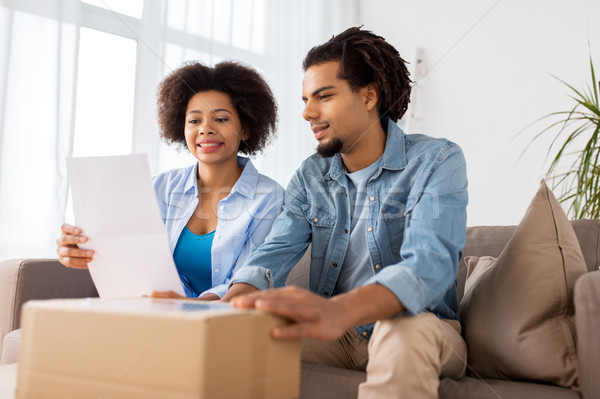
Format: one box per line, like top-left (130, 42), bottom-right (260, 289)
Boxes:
top-left (331, 284), bottom-right (405, 328)
top-left (220, 283), bottom-right (259, 302)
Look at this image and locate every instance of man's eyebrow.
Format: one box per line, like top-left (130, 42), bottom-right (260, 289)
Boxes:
top-left (302, 85), bottom-right (336, 101)
top-left (186, 108), bottom-right (233, 116)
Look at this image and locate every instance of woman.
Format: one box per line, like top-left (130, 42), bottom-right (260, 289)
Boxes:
top-left (57, 61), bottom-right (284, 300)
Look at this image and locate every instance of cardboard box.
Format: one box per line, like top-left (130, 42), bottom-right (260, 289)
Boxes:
top-left (16, 298), bottom-right (300, 399)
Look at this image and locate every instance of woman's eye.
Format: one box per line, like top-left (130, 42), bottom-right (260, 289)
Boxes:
top-left (188, 119), bottom-right (200, 124)
top-left (215, 117), bottom-right (228, 123)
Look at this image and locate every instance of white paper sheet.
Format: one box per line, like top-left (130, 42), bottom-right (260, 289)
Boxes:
top-left (67, 154), bottom-right (185, 298)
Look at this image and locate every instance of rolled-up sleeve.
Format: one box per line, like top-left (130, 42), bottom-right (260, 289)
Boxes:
top-left (231, 168), bottom-right (314, 290)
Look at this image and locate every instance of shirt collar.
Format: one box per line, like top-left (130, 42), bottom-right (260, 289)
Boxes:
top-left (230, 156), bottom-right (258, 199)
top-left (327, 118), bottom-right (408, 179)
top-left (380, 118), bottom-right (408, 171)
top-left (184, 156), bottom-right (258, 198)
top-left (184, 162), bottom-right (200, 195)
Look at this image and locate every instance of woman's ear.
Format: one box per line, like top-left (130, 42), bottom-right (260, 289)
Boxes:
top-left (363, 82), bottom-right (379, 112)
top-left (241, 127), bottom-right (250, 141)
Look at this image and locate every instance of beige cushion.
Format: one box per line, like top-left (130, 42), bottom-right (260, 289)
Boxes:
top-left (459, 180), bottom-right (586, 388)
top-left (461, 256), bottom-right (496, 298)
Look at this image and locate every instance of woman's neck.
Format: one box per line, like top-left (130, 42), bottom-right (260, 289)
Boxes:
top-left (196, 157), bottom-right (244, 190)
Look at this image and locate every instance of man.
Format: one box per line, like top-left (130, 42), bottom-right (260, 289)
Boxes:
top-left (226, 27), bottom-right (469, 398)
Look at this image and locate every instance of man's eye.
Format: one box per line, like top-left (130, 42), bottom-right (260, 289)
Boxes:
top-left (319, 94), bottom-right (331, 100)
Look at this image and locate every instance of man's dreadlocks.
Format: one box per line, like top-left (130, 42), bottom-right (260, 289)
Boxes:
top-left (303, 27), bottom-right (412, 124)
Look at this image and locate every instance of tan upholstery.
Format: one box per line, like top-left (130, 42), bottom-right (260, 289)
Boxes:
top-left (460, 181), bottom-right (586, 388)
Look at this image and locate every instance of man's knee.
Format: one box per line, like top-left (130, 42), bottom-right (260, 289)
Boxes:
top-left (370, 313), bottom-right (466, 379)
top-left (370, 313), bottom-right (441, 353)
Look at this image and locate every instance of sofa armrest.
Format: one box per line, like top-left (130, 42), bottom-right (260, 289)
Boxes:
top-left (0, 259), bottom-right (97, 356)
top-left (575, 270), bottom-right (600, 399)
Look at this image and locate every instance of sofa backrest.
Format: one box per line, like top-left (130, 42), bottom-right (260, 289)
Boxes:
top-left (287, 219), bottom-right (600, 303)
top-left (458, 219), bottom-right (599, 302)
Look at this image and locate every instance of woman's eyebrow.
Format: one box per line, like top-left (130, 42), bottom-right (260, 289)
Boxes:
top-left (186, 108), bottom-right (233, 116)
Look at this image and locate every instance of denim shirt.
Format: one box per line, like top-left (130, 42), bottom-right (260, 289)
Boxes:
top-left (153, 157), bottom-right (284, 298)
top-left (232, 119), bottom-right (468, 338)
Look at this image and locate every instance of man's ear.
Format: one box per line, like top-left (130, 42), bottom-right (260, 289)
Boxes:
top-left (363, 82), bottom-right (379, 112)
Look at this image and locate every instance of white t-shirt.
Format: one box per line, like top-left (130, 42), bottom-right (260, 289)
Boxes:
top-left (335, 157), bottom-right (382, 294)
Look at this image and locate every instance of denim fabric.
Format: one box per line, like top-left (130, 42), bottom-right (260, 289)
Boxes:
top-left (232, 119), bottom-right (468, 338)
top-left (153, 157), bottom-right (284, 298)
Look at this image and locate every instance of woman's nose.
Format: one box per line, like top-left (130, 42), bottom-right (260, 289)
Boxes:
top-left (199, 122), bottom-right (214, 135)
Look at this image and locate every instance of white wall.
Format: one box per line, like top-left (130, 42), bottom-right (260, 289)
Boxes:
top-left (358, 0), bottom-right (600, 226)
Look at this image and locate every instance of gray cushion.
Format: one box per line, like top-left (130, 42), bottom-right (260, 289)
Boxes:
top-left (0, 329), bottom-right (20, 364)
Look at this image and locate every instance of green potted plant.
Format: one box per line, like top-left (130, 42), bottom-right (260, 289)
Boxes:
top-left (525, 54), bottom-right (600, 219)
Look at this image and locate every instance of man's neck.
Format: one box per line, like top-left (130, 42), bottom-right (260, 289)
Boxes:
top-left (340, 121), bottom-right (387, 173)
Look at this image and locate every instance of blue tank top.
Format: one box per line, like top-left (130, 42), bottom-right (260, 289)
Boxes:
top-left (173, 226), bottom-right (215, 297)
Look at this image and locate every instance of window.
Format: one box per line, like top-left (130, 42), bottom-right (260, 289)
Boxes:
top-left (74, 0), bottom-right (270, 169)
top-left (72, 27), bottom-right (137, 157)
top-left (82, 0), bottom-right (143, 19)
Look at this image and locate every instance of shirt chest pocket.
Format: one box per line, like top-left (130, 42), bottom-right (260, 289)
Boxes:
top-left (381, 195), bottom-right (408, 255)
top-left (301, 203), bottom-right (335, 259)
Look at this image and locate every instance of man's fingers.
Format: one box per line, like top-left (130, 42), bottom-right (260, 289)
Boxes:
top-left (231, 294), bottom-right (260, 308)
top-left (271, 323), bottom-right (305, 339)
top-left (231, 289), bottom-right (297, 309)
top-left (255, 296), bottom-right (321, 322)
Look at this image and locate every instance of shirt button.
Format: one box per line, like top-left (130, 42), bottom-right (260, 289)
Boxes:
top-left (370, 196), bottom-right (375, 201)
top-left (215, 268), bottom-right (220, 273)
top-left (368, 227), bottom-right (373, 232)
top-left (324, 291), bottom-right (329, 296)
top-left (362, 331), bottom-right (368, 337)
top-left (344, 229), bottom-right (348, 234)
top-left (333, 263), bottom-right (338, 268)
top-left (219, 205), bottom-right (224, 210)
top-left (313, 217), bottom-right (319, 223)
top-left (375, 264), bottom-right (381, 270)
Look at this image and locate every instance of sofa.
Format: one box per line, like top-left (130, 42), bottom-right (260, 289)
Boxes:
top-left (1, 220), bottom-right (599, 399)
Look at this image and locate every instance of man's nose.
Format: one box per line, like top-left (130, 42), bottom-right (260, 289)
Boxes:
top-left (302, 101), bottom-right (318, 121)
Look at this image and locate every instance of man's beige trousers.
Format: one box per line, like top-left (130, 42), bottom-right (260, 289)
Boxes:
top-left (302, 312), bottom-right (467, 399)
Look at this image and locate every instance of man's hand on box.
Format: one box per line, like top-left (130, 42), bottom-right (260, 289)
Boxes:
top-left (231, 284), bottom-right (405, 342)
top-left (56, 223), bottom-right (94, 269)
top-left (231, 286), bottom-right (350, 341)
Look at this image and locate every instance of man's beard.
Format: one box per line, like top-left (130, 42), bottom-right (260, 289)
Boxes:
top-left (316, 138), bottom-right (344, 158)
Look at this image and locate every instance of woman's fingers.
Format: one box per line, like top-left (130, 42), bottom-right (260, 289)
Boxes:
top-left (58, 256), bottom-right (92, 269)
top-left (150, 290), bottom-right (186, 299)
top-left (56, 224), bottom-right (93, 268)
top-left (61, 223), bottom-right (81, 235)
top-left (57, 245), bottom-right (94, 258)
top-left (56, 233), bottom-right (88, 247)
